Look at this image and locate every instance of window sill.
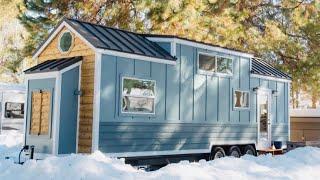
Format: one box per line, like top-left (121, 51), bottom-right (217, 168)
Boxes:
top-left (198, 70), bottom-right (233, 78)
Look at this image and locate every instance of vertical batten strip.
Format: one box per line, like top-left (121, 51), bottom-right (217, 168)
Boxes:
top-left (53, 74), bottom-right (62, 155)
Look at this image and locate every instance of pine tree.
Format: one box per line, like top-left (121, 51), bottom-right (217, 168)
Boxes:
top-left (18, 0), bottom-right (146, 57)
top-left (0, 0), bottom-right (28, 83)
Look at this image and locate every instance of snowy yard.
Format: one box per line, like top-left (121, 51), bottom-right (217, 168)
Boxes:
top-left (0, 131), bottom-right (319, 180)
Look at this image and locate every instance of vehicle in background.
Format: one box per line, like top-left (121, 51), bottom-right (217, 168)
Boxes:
top-left (0, 83), bottom-right (25, 134)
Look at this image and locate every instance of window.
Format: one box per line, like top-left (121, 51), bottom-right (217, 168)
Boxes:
top-left (234, 90), bottom-right (250, 109)
top-left (198, 53), bottom-right (233, 75)
top-left (58, 31), bottom-right (73, 53)
top-left (217, 56), bottom-right (232, 74)
top-left (4, 102), bottom-right (24, 119)
top-left (199, 54), bottom-right (216, 72)
top-left (122, 77), bottom-right (156, 114)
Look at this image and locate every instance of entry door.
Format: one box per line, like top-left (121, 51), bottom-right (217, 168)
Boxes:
top-left (257, 90), bottom-right (272, 149)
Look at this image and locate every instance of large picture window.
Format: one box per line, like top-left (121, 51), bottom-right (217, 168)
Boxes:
top-left (234, 90), bottom-right (250, 109)
top-left (198, 53), bottom-right (233, 75)
top-left (122, 77), bottom-right (156, 114)
top-left (4, 102), bottom-right (24, 119)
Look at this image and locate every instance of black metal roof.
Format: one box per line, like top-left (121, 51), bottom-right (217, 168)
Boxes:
top-left (24, 56), bottom-right (82, 74)
top-left (63, 18), bottom-right (175, 61)
top-left (142, 34), bottom-right (252, 55)
top-left (251, 58), bottom-right (291, 80)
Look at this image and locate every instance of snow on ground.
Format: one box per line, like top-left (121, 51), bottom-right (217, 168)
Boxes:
top-left (0, 130), bottom-right (320, 180)
top-left (0, 130), bottom-right (23, 159)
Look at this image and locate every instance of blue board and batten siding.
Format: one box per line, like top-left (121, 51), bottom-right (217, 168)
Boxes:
top-left (98, 43), bottom-right (289, 154)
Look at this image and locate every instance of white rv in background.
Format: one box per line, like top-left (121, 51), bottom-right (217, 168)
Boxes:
top-left (0, 83), bottom-right (25, 134)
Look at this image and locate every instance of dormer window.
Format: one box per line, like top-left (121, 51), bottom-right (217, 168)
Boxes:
top-left (58, 30), bottom-right (74, 53)
top-left (198, 52), bottom-right (233, 76)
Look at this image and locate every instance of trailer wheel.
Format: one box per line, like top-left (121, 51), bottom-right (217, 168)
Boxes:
top-left (228, 146), bottom-right (241, 158)
top-left (209, 147), bottom-right (226, 160)
top-left (243, 145), bottom-right (256, 156)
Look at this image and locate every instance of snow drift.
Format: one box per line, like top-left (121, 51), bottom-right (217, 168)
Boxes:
top-left (0, 131), bottom-right (319, 180)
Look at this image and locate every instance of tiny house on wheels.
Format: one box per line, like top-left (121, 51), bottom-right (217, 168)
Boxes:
top-left (24, 18), bottom-right (291, 165)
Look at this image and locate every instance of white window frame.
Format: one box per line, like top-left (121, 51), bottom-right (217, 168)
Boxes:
top-left (121, 76), bottom-right (156, 115)
top-left (197, 52), bottom-right (233, 77)
top-left (233, 89), bottom-right (250, 110)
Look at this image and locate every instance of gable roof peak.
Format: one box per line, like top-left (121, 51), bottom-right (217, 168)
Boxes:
top-left (33, 18), bottom-right (176, 62)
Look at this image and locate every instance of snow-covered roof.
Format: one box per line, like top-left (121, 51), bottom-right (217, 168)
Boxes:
top-left (0, 83), bottom-right (25, 92)
top-left (290, 109), bottom-right (320, 122)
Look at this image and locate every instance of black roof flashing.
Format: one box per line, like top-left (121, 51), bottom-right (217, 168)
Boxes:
top-left (24, 56), bottom-right (82, 74)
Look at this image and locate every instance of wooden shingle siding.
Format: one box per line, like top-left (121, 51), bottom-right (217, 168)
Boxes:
top-left (37, 26), bottom-right (95, 153)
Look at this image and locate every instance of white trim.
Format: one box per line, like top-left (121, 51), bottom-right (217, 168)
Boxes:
top-left (96, 49), bottom-right (176, 65)
top-left (57, 30), bottom-right (74, 54)
top-left (60, 61), bottom-right (82, 74)
top-left (249, 57), bottom-right (252, 71)
top-left (92, 53), bottom-right (102, 152)
top-left (147, 37), bottom-right (254, 59)
top-left (251, 74), bottom-right (291, 83)
top-left (25, 72), bottom-right (59, 80)
top-left (76, 64), bottom-right (82, 153)
top-left (170, 41), bottom-right (176, 57)
top-left (52, 74), bottom-right (61, 155)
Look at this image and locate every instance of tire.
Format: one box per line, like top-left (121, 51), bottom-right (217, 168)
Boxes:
top-left (242, 145), bottom-right (256, 156)
top-left (209, 147), bottom-right (226, 160)
top-left (228, 146), bottom-right (241, 158)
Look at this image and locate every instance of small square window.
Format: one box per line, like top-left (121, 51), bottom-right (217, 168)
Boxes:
top-left (217, 56), bottom-right (232, 74)
top-left (199, 54), bottom-right (216, 72)
top-left (234, 90), bottom-right (250, 109)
